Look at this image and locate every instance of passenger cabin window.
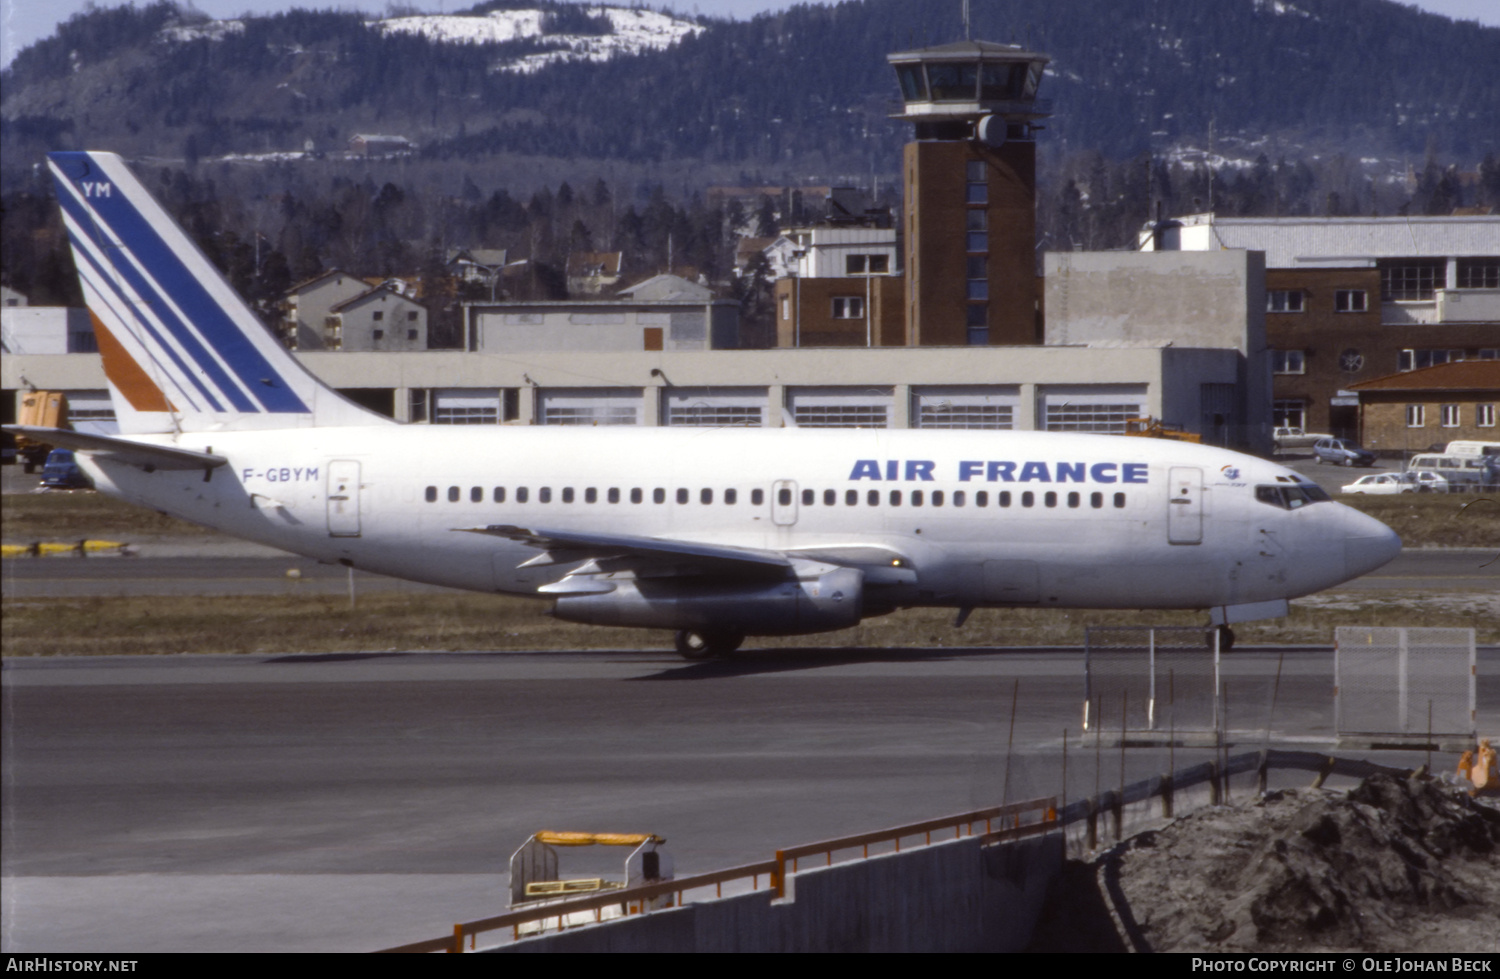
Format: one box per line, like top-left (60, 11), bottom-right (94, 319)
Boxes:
top-left (630, 488), bottom-right (642, 504)
top-left (517, 487), bottom-right (529, 503)
top-left (448, 486), bottom-right (459, 502)
top-left (539, 487), bottom-right (552, 503)
top-left (725, 489), bottom-right (737, 505)
top-left (494, 487), bottom-right (506, 503)
top-left (425, 486), bottom-right (437, 502)
top-left (470, 487), bottom-right (482, 503)
top-left (654, 488), bottom-right (666, 504)
top-left (752, 489), bottom-right (765, 506)
top-left (677, 488), bottom-right (689, 504)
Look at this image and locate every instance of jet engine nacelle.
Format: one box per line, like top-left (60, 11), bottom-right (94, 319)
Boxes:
top-left (552, 566), bottom-right (864, 636)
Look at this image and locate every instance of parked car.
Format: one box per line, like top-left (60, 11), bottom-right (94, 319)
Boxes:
top-left (1399, 470), bottom-right (1450, 493)
top-left (1341, 474), bottom-right (1410, 495)
top-left (40, 449), bottom-right (92, 490)
top-left (1273, 426), bottom-right (1331, 451)
top-left (1313, 437), bottom-right (1377, 467)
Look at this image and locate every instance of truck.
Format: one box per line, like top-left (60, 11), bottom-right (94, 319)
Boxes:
top-left (14, 391), bottom-right (67, 472)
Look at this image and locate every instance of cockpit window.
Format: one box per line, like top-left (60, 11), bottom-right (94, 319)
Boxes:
top-left (1255, 484), bottom-right (1330, 510)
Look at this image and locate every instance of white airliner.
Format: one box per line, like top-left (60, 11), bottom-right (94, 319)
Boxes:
top-left (9, 151), bottom-right (1402, 657)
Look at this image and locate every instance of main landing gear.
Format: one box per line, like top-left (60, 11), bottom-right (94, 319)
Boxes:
top-left (674, 630), bottom-right (745, 660)
top-left (1207, 624), bottom-right (1236, 652)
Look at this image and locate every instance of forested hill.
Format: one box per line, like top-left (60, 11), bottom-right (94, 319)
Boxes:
top-left (3, 0), bottom-right (1498, 189)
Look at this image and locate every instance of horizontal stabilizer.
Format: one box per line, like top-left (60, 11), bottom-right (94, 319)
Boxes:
top-left (3, 426), bottom-right (227, 471)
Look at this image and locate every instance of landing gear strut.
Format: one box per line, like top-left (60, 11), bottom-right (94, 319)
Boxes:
top-left (1207, 624), bottom-right (1236, 652)
top-left (674, 630), bottom-right (744, 660)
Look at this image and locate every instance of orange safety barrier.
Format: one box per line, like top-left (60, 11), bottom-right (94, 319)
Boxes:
top-left (378, 795), bottom-right (1058, 953)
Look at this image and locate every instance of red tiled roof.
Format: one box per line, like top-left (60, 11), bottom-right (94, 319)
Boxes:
top-left (1348, 360), bottom-right (1500, 392)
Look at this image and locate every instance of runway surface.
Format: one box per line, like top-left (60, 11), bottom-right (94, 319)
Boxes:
top-left (3, 646), bottom-right (1496, 952)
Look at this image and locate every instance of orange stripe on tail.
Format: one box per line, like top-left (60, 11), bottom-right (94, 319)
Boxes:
top-left (90, 312), bottom-right (175, 413)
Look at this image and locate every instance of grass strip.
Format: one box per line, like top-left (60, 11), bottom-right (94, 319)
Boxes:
top-left (3, 590), bottom-right (1494, 658)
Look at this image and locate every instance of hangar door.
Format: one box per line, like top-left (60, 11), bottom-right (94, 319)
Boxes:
top-left (663, 387), bottom-right (767, 427)
top-left (1038, 385), bottom-right (1147, 434)
top-left (912, 386), bottom-right (1018, 429)
top-left (538, 388), bottom-right (643, 426)
top-left (786, 386), bottom-right (893, 429)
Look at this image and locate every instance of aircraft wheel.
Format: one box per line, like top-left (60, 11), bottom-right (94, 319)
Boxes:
top-left (674, 630), bottom-right (744, 660)
top-left (1207, 625), bottom-right (1235, 652)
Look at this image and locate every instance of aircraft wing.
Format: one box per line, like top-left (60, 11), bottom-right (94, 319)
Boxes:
top-left (3, 426), bottom-right (228, 471)
top-left (458, 524), bottom-right (793, 577)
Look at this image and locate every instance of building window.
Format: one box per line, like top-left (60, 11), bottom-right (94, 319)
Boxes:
top-left (1478, 404), bottom-right (1496, 427)
top-left (845, 254), bottom-right (889, 275)
top-left (1335, 290), bottom-right (1368, 313)
top-left (372, 329), bottom-right (384, 340)
top-left (407, 329), bottom-right (418, 341)
top-left (1272, 350), bottom-right (1306, 374)
top-left (1441, 404), bottom-right (1461, 428)
top-left (966, 160), bottom-right (987, 205)
top-left (372, 311), bottom-right (384, 321)
top-left (1266, 290), bottom-right (1304, 313)
top-left (1399, 349), bottom-right (1465, 372)
top-left (407, 311), bottom-right (418, 321)
top-left (1406, 405), bottom-right (1426, 428)
top-left (1380, 260), bottom-right (1444, 301)
top-left (1273, 400), bottom-right (1307, 431)
top-left (1480, 349), bottom-right (1498, 360)
top-left (1457, 258), bottom-right (1500, 290)
top-left (966, 303), bottom-right (987, 345)
top-left (831, 297), bottom-right (864, 319)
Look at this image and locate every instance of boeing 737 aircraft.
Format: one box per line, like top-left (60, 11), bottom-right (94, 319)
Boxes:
top-left (9, 151), bottom-right (1402, 657)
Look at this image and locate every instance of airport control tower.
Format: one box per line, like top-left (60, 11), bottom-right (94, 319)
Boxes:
top-left (888, 41), bottom-right (1051, 345)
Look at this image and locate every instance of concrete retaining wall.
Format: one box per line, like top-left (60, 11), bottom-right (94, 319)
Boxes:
top-left (492, 831), bottom-right (1063, 953)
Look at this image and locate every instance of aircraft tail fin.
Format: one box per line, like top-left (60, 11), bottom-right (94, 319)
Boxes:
top-left (47, 151), bottom-right (391, 434)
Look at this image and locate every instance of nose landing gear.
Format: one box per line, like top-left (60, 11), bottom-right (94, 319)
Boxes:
top-left (674, 630), bottom-right (745, 660)
top-left (1206, 624), bottom-right (1236, 652)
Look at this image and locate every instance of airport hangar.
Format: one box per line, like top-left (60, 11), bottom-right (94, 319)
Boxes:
top-left (3, 249), bottom-right (1268, 450)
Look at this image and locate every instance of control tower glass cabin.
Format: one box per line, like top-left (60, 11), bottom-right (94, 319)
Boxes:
top-left (888, 41), bottom-right (1051, 346)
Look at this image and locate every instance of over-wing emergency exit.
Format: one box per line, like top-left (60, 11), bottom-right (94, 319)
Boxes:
top-left (7, 152), bottom-right (1402, 657)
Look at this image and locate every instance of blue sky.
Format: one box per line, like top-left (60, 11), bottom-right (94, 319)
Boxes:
top-left (4, 0), bottom-right (1498, 68)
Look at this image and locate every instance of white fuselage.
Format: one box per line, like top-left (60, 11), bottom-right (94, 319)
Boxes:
top-left (78, 426), bottom-right (1400, 623)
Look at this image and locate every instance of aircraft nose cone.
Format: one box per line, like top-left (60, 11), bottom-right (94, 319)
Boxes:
top-left (1343, 509), bottom-right (1402, 580)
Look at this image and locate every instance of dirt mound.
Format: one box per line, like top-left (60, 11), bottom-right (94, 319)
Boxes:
top-left (1029, 774), bottom-right (1500, 952)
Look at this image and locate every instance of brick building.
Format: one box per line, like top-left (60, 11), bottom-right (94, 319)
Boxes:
top-left (1144, 213), bottom-right (1500, 440)
top-left (1347, 360), bottom-right (1500, 455)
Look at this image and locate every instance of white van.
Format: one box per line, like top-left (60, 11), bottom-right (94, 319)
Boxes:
top-left (1443, 441), bottom-right (1500, 458)
top-left (1407, 453), bottom-right (1491, 487)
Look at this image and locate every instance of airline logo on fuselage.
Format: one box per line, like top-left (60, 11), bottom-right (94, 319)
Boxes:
top-left (848, 460), bottom-right (1149, 483)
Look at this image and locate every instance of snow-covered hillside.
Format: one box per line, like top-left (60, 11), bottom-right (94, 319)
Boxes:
top-left (374, 6), bottom-right (703, 73)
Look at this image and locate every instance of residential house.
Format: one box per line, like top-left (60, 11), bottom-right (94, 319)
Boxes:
top-left (282, 270), bottom-right (378, 350)
top-left (566, 251), bottom-right (624, 296)
top-left (327, 284), bottom-right (429, 352)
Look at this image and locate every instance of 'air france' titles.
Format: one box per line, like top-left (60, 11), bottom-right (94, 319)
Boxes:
top-left (848, 459), bottom-right (1149, 484)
